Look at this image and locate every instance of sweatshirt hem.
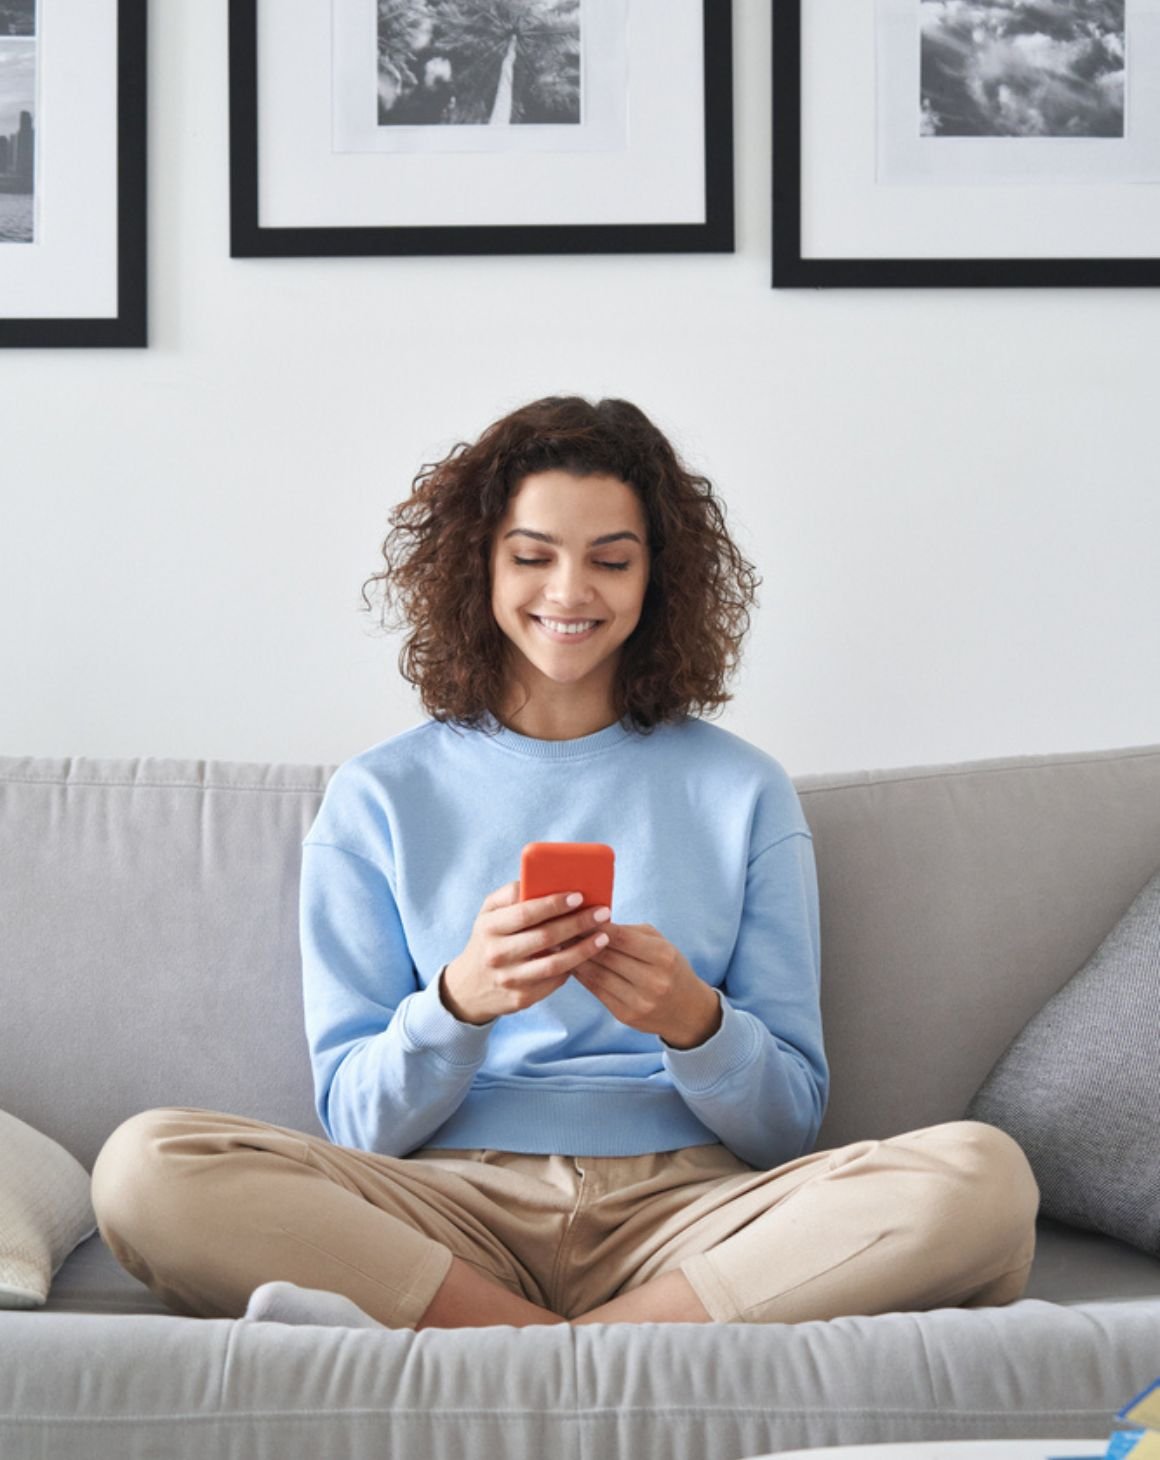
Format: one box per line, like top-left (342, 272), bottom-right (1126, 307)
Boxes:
top-left (419, 1084), bottom-right (724, 1156)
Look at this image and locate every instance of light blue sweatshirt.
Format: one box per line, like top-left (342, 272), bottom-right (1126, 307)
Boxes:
top-left (300, 711), bottom-right (828, 1170)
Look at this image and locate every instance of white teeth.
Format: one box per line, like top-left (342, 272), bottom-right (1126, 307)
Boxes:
top-left (536, 617), bottom-right (597, 635)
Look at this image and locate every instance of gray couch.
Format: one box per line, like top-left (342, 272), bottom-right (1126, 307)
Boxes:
top-left (2, 739), bottom-right (1159, 1460)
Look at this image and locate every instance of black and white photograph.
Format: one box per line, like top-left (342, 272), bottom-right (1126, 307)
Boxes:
top-left (378, 0), bottom-right (581, 129)
top-left (0, 0), bottom-right (145, 346)
top-left (331, 0), bottom-right (626, 159)
top-left (872, 0), bottom-right (1157, 190)
top-left (0, 0), bottom-right (35, 36)
top-left (233, 0), bottom-right (732, 254)
top-left (773, 0), bottom-right (1160, 286)
top-left (0, 10), bottom-right (35, 244)
top-left (919, 0), bottom-right (1126, 139)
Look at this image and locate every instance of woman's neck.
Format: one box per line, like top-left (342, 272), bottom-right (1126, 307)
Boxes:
top-left (494, 700), bottom-right (620, 742)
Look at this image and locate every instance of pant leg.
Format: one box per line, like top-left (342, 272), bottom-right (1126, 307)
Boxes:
top-left (90, 1107), bottom-right (536, 1329)
top-left (587, 1120), bottom-right (1039, 1325)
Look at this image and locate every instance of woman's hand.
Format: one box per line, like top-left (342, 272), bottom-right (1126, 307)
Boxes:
top-left (573, 921), bottom-right (723, 1048)
top-left (441, 881), bottom-right (612, 1026)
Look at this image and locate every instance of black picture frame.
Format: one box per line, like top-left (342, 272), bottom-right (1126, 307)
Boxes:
top-left (229, 0), bottom-right (733, 258)
top-left (0, 0), bottom-right (147, 347)
top-left (772, 0), bottom-right (1160, 289)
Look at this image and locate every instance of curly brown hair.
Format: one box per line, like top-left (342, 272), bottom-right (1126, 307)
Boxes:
top-left (359, 395), bottom-right (762, 737)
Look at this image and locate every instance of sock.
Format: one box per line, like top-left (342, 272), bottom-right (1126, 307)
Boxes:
top-left (243, 1279), bottom-right (387, 1330)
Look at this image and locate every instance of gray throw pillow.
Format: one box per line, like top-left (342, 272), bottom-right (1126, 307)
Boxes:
top-left (965, 864), bottom-right (1160, 1258)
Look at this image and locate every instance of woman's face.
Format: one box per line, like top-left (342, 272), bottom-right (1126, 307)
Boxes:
top-left (489, 469), bottom-right (651, 726)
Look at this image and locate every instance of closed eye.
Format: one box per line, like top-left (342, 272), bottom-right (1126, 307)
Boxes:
top-left (513, 557), bottom-right (630, 571)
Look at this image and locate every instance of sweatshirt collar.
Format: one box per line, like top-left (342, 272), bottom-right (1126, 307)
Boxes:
top-left (476, 710), bottom-right (637, 760)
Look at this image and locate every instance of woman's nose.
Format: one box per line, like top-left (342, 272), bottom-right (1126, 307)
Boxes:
top-left (544, 565), bottom-right (599, 601)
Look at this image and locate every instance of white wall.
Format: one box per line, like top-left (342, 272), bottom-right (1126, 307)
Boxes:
top-left (3, 1), bottom-right (1157, 778)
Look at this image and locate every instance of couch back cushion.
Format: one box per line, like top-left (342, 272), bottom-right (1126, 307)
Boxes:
top-left (2, 742), bottom-right (1159, 1171)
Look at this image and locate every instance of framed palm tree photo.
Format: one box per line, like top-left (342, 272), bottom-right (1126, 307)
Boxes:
top-left (228, 0), bottom-right (733, 257)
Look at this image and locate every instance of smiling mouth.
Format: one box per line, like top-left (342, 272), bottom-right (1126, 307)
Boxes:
top-left (530, 615), bottom-right (603, 641)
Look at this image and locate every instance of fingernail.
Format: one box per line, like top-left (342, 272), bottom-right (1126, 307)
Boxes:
top-left (593, 906), bottom-right (611, 922)
top-left (594, 933), bottom-right (610, 948)
top-left (566, 893), bottom-right (583, 907)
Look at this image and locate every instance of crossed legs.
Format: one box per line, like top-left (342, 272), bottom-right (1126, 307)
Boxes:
top-left (94, 1110), bottom-right (1036, 1332)
top-left (412, 1253), bottom-right (711, 1329)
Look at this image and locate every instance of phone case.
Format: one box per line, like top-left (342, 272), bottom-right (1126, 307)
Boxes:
top-left (520, 842), bottom-right (615, 914)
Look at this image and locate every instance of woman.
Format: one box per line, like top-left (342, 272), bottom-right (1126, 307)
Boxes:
top-left (91, 395), bottom-right (1039, 1331)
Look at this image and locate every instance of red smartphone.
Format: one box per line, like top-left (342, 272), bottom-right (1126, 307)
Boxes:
top-left (520, 842), bottom-right (615, 916)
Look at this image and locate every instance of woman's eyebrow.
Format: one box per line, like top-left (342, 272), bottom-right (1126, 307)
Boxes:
top-left (503, 528), bottom-right (642, 547)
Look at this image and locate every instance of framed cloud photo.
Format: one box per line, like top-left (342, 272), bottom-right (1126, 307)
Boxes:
top-left (228, 0), bottom-right (733, 258)
top-left (772, 0), bottom-right (1160, 287)
top-left (0, 0), bottom-right (146, 346)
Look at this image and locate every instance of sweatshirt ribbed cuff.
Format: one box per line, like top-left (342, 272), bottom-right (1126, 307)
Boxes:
top-left (661, 991), bottom-right (758, 1092)
top-left (401, 966), bottom-right (497, 1066)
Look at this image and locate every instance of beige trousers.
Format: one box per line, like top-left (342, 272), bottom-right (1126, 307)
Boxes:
top-left (90, 1109), bottom-right (1039, 1330)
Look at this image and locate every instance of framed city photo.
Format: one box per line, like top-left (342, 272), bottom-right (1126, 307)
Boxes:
top-left (773, 0), bottom-right (1160, 287)
top-left (228, 0), bottom-right (733, 258)
top-left (0, 0), bottom-right (146, 346)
